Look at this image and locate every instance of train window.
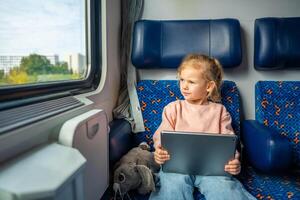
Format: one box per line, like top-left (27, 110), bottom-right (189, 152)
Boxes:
top-left (0, 0), bottom-right (101, 106)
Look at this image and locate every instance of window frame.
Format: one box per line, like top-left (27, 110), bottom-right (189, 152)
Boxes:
top-left (0, 0), bottom-right (101, 109)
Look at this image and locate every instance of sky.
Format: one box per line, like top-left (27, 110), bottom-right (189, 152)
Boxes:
top-left (0, 0), bottom-right (85, 58)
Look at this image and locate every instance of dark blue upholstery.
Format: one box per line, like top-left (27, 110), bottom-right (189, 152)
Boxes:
top-left (255, 81), bottom-right (300, 168)
top-left (132, 19), bottom-right (242, 69)
top-left (109, 119), bottom-right (133, 165)
top-left (240, 165), bottom-right (300, 200)
top-left (254, 17), bottom-right (300, 70)
top-left (239, 17), bottom-right (300, 199)
top-left (239, 81), bottom-right (300, 200)
top-left (242, 120), bottom-right (292, 173)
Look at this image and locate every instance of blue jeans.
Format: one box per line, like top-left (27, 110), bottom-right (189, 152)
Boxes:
top-left (149, 170), bottom-right (256, 200)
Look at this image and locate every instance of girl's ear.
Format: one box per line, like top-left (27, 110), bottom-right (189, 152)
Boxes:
top-left (206, 81), bottom-right (216, 94)
top-left (207, 81), bottom-right (216, 90)
top-left (207, 80), bottom-right (222, 102)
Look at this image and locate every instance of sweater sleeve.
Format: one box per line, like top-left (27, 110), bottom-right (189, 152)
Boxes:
top-left (153, 102), bottom-right (176, 148)
top-left (220, 105), bottom-right (235, 135)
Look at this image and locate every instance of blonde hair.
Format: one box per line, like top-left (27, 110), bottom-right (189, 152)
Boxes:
top-left (177, 53), bottom-right (224, 102)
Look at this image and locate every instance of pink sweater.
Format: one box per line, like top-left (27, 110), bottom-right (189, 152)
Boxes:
top-left (153, 100), bottom-right (234, 146)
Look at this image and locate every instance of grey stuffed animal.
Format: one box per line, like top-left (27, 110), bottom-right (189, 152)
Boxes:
top-left (113, 142), bottom-right (160, 198)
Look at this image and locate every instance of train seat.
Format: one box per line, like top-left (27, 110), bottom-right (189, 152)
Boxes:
top-left (131, 19), bottom-right (242, 149)
top-left (107, 19), bottom-right (243, 200)
top-left (241, 17), bottom-right (300, 200)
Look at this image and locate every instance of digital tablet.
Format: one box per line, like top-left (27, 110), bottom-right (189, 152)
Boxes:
top-left (161, 130), bottom-right (237, 176)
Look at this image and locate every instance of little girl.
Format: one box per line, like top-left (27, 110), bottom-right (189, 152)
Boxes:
top-left (150, 54), bottom-right (256, 200)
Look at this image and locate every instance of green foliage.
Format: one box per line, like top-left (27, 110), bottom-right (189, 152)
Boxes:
top-left (0, 70), bottom-right (5, 85)
top-left (19, 54), bottom-right (73, 75)
top-left (1, 54), bottom-right (78, 85)
top-left (0, 70), bottom-right (4, 79)
top-left (20, 54), bottom-right (52, 75)
top-left (51, 62), bottom-right (71, 74)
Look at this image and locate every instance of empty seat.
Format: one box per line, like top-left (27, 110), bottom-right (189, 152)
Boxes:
top-left (241, 17), bottom-right (300, 200)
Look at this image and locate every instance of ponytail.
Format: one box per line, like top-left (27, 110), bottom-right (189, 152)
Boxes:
top-left (207, 58), bottom-right (223, 102)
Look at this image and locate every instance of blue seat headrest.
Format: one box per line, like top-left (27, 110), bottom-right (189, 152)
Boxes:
top-left (254, 17), bottom-right (300, 70)
top-left (131, 19), bottom-right (242, 69)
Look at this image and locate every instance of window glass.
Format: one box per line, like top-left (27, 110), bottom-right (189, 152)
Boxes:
top-left (0, 0), bottom-right (87, 87)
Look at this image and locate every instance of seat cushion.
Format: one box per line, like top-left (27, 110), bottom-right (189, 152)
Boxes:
top-left (135, 80), bottom-right (240, 149)
top-left (240, 165), bottom-right (300, 200)
top-left (255, 81), bottom-right (300, 167)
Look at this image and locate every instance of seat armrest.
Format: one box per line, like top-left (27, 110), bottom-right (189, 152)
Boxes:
top-left (242, 120), bottom-right (292, 173)
top-left (109, 119), bottom-right (134, 166)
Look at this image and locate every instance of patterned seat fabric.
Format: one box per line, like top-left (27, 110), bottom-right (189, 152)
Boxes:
top-left (135, 80), bottom-right (240, 150)
top-left (240, 165), bottom-right (300, 200)
top-left (255, 81), bottom-right (300, 167)
top-left (239, 81), bottom-right (300, 200)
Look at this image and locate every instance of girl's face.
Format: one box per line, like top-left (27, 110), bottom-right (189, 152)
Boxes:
top-left (179, 67), bottom-right (214, 104)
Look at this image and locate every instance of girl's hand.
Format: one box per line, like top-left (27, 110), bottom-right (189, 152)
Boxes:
top-left (154, 144), bottom-right (170, 165)
top-left (224, 151), bottom-right (241, 175)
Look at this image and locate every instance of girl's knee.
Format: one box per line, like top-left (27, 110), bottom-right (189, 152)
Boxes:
top-left (159, 172), bottom-right (193, 189)
top-left (196, 176), bottom-right (255, 200)
top-left (151, 172), bottom-right (194, 200)
top-left (204, 176), bottom-right (241, 190)
top-left (158, 170), bottom-right (189, 180)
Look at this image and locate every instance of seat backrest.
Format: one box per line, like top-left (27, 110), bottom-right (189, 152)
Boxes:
top-left (254, 17), bottom-right (300, 167)
top-left (254, 17), bottom-right (300, 70)
top-left (131, 19), bottom-right (242, 148)
top-left (132, 19), bottom-right (242, 69)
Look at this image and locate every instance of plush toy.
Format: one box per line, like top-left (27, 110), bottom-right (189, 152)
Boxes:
top-left (113, 142), bottom-right (160, 198)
